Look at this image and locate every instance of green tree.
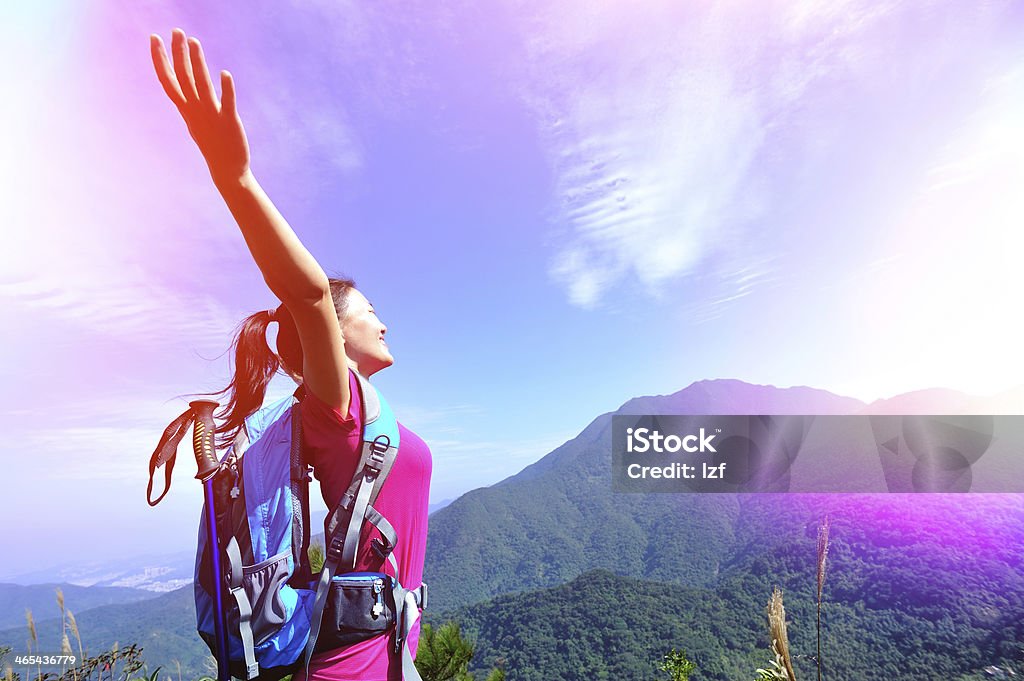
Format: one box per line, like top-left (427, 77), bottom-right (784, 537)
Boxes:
top-left (414, 622), bottom-right (504, 681)
top-left (415, 622), bottom-right (474, 681)
top-left (659, 648), bottom-right (696, 681)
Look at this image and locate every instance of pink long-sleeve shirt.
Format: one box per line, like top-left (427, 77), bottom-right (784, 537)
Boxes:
top-left (294, 369), bottom-right (432, 681)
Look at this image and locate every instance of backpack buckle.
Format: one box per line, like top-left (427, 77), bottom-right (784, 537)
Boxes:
top-left (418, 583), bottom-right (428, 610)
top-left (366, 435), bottom-right (391, 470)
top-left (327, 535), bottom-right (344, 563)
top-left (371, 537), bottom-right (393, 561)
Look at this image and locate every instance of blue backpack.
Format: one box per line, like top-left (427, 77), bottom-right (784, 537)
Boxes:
top-left (147, 373), bottom-right (427, 681)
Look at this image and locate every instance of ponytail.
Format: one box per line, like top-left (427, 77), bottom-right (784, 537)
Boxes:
top-left (213, 276), bottom-right (357, 448)
top-left (213, 310), bottom-right (280, 448)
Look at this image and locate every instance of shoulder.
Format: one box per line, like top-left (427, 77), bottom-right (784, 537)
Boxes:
top-left (301, 369), bottom-right (362, 431)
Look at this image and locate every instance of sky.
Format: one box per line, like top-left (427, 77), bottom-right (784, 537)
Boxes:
top-left (1, 0), bottom-right (1023, 575)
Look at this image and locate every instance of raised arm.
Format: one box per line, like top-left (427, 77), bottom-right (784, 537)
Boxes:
top-left (151, 29), bottom-right (351, 412)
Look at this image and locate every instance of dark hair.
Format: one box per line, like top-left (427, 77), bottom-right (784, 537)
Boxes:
top-left (213, 277), bottom-right (357, 447)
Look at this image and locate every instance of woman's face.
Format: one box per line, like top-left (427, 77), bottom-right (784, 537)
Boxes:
top-left (340, 288), bottom-right (394, 376)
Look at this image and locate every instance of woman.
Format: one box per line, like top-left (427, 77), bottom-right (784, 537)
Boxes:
top-left (150, 29), bottom-right (432, 681)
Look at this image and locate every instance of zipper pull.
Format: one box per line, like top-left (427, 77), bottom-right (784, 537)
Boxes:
top-left (229, 458), bottom-right (241, 499)
top-left (372, 578), bottom-right (385, 617)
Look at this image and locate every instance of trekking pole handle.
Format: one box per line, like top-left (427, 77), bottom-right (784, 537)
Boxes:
top-left (190, 400), bottom-right (220, 482)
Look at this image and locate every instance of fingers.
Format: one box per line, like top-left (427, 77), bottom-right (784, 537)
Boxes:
top-left (221, 70), bottom-right (237, 118)
top-left (188, 37), bottom-right (219, 110)
top-left (150, 34), bottom-right (185, 108)
top-left (153, 29), bottom-right (237, 132)
top-left (171, 28), bottom-right (200, 104)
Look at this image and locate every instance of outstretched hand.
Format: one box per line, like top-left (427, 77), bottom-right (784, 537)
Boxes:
top-left (151, 29), bottom-right (251, 185)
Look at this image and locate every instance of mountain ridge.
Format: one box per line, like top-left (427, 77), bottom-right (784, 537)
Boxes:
top-left (4, 379), bottom-right (1021, 680)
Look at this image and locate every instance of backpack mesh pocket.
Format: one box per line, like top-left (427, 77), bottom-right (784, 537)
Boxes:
top-left (240, 551), bottom-right (293, 646)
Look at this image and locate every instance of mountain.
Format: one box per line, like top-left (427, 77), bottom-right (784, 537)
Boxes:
top-left (424, 380), bottom-right (1024, 611)
top-left (9, 489), bottom-right (1022, 681)
top-left (444, 553), bottom-right (1023, 681)
top-left (0, 552), bottom-right (196, 593)
top-left (429, 498), bottom-right (454, 515)
top-left (424, 380), bottom-right (867, 611)
top-left (0, 583), bottom-right (160, 630)
top-left (437, 570), bottom-right (722, 681)
top-left (5, 380), bottom-right (1020, 681)
top-left (0, 584), bottom-right (209, 679)
top-left (415, 378), bottom-right (1024, 675)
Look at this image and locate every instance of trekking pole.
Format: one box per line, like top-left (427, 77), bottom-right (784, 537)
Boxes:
top-left (190, 400), bottom-right (231, 681)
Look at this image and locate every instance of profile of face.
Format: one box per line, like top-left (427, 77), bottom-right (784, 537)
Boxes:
top-left (340, 288), bottom-right (393, 377)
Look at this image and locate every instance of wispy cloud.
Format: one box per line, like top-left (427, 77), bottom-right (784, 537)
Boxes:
top-left (389, 402), bottom-right (485, 434)
top-left (513, 0), bottom-right (902, 309)
top-left (391, 398), bottom-right (577, 500)
top-left (24, 425), bottom-right (175, 481)
top-left (7, 393), bottom-right (209, 483)
top-left (0, 20), bottom-right (245, 354)
top-left (0, 2), bottom-right (381, 394)
top-left (423, 431), bottom-right (577, 501)
top-left (0, 273), bottom-right (238, 352)
top-left (922, 65), bottom-right (1024, 197)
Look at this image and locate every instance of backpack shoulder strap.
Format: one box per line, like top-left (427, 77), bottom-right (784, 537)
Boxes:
top-left (322, 372), bottom-right (401, 569)
top-left (305, 373), bottom-right (403, 676)
top-left (288, 398), bottom-right (313, 585)
top-left (352, 372), bottom-right (401, 503)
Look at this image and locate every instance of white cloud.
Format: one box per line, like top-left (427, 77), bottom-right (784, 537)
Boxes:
top-left (513, 0), bottom-right (904, 308)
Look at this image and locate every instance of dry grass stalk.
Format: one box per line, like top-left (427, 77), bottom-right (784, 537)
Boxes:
top-left (57, 588), bottom-right (68, 662)
top-left (816, 515), bottom-right (831, 681)
top-left (816, 516), bottom-right (831, 602)
top-left (25, 610), bottom-right (37, 648)
top-left (67, 609), bottom-right (85, 660)
top-left (767, 588), bottom-right (798, 681)
top-left (24, 608), bottom-right (41, 681)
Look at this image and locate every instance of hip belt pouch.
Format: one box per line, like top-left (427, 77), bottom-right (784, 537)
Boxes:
top-left (315, 572), bottom-right (396, 651)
